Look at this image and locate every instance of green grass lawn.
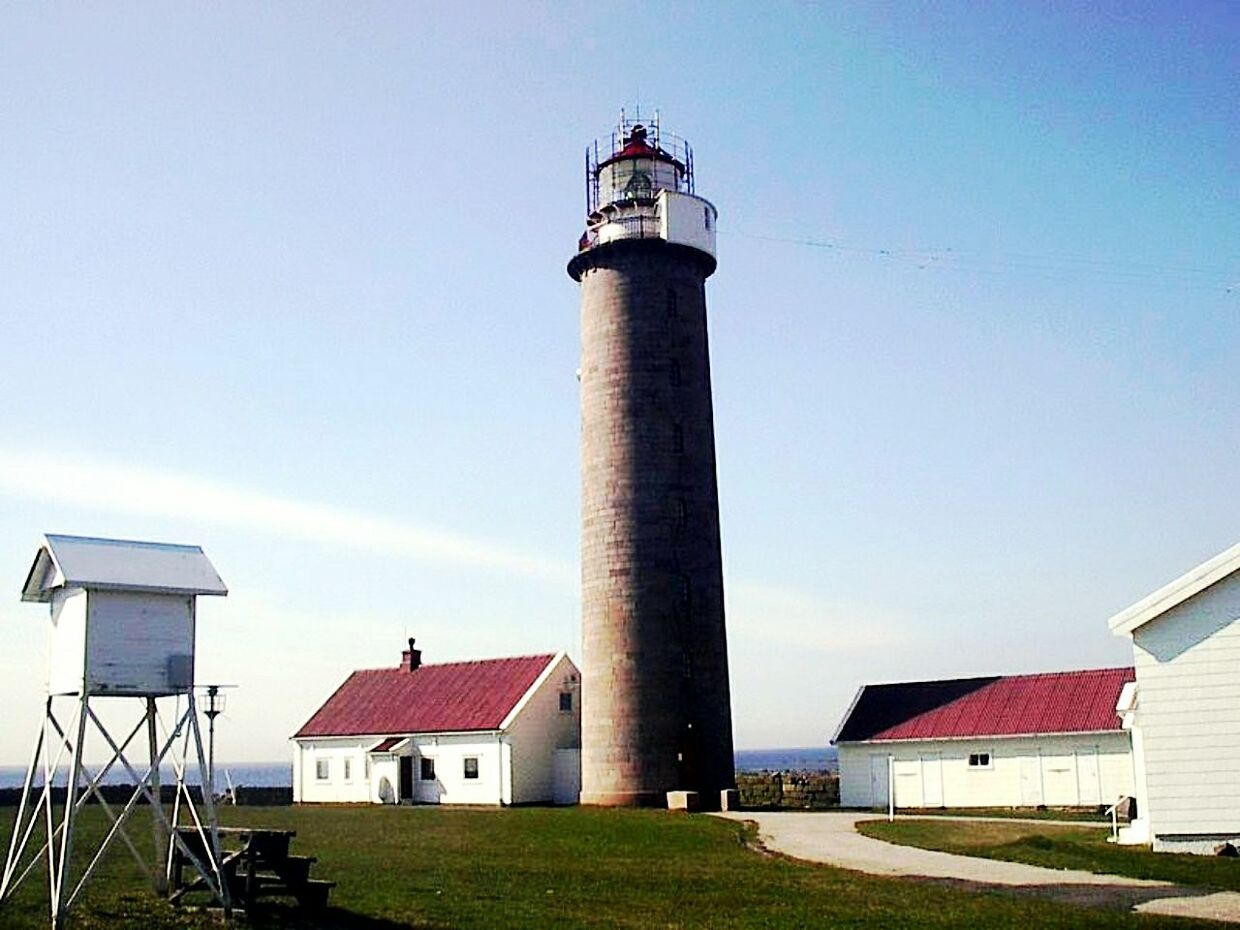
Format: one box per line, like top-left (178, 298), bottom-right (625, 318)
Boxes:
top-left (859, 818), bottom-right (1240, 892)
top-left (0, 805), bottom-right (1221, 928)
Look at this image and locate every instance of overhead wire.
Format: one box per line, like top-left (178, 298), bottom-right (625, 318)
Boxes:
top-left (720, 230), bottom-right (1239, 294)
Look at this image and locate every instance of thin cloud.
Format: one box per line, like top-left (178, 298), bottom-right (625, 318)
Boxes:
top-left (728, 580), bottom-right (920, 653)
top-left (0, 448), bottom-right (574, 586)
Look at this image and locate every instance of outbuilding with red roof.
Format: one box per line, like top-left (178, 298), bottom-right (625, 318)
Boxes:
top-left (832, 667), bottom-right (1136, 810)
top-left (292, 642), bottom-right (581, 806)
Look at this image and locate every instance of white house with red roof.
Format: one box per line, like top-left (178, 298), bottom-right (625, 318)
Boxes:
top-left (292, 642), bottom-right (581, 806)
top-left (1108, 540), bottom-right (1240, 852)
top-left (833, 668), bottom-right (1136, 810)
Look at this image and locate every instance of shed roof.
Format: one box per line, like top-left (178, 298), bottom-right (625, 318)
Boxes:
top-left (21, 534), bottom-right (228, 603)
top-left (1108, 541), bottom-right (1240, 637)
top-left (833, 667), bottom-right (1134, 744)
top-left (294, 653), bottom-right (561, 738)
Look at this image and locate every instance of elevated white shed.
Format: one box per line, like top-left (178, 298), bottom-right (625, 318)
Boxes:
top-left (2, 534), bottom-right (233, 927)
top-left (22, 534), bottom-right (227, 696)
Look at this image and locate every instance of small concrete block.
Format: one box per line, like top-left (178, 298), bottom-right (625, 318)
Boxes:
top-left (666, 790), bottom-right (701, 812)
top-left (719, 788), bottom-right (740, 812)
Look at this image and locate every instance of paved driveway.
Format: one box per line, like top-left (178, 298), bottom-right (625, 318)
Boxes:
top-left (714, 811), bottom-right (1240, 924)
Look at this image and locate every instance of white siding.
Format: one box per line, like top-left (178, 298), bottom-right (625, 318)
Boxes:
top-left (504, 655), bottom-right (582, 804)
top-left (839, 733), bottom-right (1133, 809)
top-left (293, 739), bottom-right (373, 804)
top-left (658, 191), bottom-right (717, 257)
top-left (47, 588), bottom-right (87, 696)
top-left (85, 590), bottom-right (194, 695)
top-left (294, 734), bottom-right (507, 805)
top-left (1129, 571), bottom-right (1240, 839)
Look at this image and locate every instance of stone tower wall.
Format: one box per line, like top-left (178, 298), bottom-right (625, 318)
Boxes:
top-left (574, 238), bottom-right (735, 806)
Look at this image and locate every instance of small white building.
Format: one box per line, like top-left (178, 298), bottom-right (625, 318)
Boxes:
top-left (833, 668), bottom-right (1136, 810)
top-left (1108, 541), bottom-right (1240, 852)
top-left (21, 533), bottom-right (228, 696)
top-left (293, 643), bottom-right (581, 806)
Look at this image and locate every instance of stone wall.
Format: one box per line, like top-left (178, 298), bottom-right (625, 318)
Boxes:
top-left (737, 772), bottom-right (840, 810)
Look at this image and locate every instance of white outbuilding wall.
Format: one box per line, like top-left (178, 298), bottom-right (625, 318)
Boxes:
top-left (839, 732), bottom-right (1134, 810)
top-left (1124, 570), bottom-right (1240, 851)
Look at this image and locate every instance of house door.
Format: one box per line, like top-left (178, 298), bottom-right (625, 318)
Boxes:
top-left (868, 755), bottom-right (890, 809)
top-left (1019, 755), bottom-right (1042, 806)
top-left (399, 756), bottom-right (413, 802)
top-left (920, 754), bottom-right (943, 807)
top-left (1076, 748), bottom-right (1101, 805)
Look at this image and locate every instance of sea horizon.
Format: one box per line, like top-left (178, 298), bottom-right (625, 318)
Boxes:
top-left (0, 746), bottom-right (836, 790)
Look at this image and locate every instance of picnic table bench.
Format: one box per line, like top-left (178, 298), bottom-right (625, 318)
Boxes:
top-left (169, 826), bottom-right (334, 911)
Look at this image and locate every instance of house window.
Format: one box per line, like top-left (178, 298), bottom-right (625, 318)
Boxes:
top-left (315, 759), bottom-right (329, 781)
top-left (420, 757), bottom-right (436, 781)
top-left (968, 752), bottom-right (992, 768)
top-left (559, 691), bottom-right (573, 713)
top-left (464, 757), bottom-right (480, 780)
top-left (343, 758), bottom-right (352, 782)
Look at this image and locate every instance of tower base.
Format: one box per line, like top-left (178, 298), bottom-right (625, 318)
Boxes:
top-left (0, 692), bottom-right (230, 928)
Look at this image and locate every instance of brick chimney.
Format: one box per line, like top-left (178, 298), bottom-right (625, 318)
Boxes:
top-left (401, 637), bottom-right (422, 672)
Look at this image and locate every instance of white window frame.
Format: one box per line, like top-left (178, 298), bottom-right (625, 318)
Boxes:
top-left (463, 756), bottom-right (480, 780)
top-left (967, 750), bottom-right (993, 770)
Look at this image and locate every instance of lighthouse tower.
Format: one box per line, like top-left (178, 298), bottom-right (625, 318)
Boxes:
top-left (569, 113), bottom-right (735, 807)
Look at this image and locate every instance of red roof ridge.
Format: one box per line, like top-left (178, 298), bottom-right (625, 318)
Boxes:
top-left (836, 666), bottom-right (1135, 744)
top-left (293, 652), bottom-right (566, 739)
top-left (861, 665), bottom-right (1133, 689)
top-left (349, 652), bottom-right (559, 675)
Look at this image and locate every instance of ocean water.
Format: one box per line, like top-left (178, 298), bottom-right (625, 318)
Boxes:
top-left (0, 762), bottom-right (292, 791)
top-left (734, 747), bottom-right (837, 774)
top-left (1, 748), bottom-right (834, 790)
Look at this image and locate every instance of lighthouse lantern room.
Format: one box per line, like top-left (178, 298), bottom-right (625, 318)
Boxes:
top-left (576, 112), bottom-right (717, 264)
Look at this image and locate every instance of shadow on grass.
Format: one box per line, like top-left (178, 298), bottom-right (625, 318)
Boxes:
top-left (912, 876), bottom-right (1229, 915)
top-left (238, 904), bottom-right (452, 930)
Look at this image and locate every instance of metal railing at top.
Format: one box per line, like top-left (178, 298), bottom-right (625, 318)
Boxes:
top-left (585, 112), bottom-right (695, 215)
top-left (578, 214), bottom-right (662, 251)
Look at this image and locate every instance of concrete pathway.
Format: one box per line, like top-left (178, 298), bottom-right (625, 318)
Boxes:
top-left (714, 810), bottom-right (1240, 924)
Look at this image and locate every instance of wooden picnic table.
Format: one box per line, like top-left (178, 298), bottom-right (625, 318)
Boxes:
top-left (169, 825), bottom-right (333, 911)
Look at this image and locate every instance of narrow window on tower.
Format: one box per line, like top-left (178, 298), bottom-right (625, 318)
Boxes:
top-left (669, 359), bottom-right (681, 388)
top-left (676, 498), bottom-right (688, 531)
top-left (704, 206), bottom-right (712, 230)
top-left (673, 424), bottom-right (684, 454)
top-left (666, 287), bottom-right (678, 318)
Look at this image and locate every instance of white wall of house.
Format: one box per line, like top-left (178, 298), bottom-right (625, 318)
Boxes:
top-left (838, 732), bottom-right (1134, 809)
top-left (503, 654), bottom-right (582, 805)
top-left (294, 733), bottom-right (507, 805)
top-left (1126, 571), bottom-right (1240, 851)
top-left (293, 738), bottom-right (375, 804)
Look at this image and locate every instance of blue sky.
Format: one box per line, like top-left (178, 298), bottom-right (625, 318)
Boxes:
top-left (0, 3), bottom-right (1236, 764)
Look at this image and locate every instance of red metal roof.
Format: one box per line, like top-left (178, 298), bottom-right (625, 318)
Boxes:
top-left (838, 667), bottom-right (1135, 743)
top-left (294, 654), bottom-right (557, 738)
